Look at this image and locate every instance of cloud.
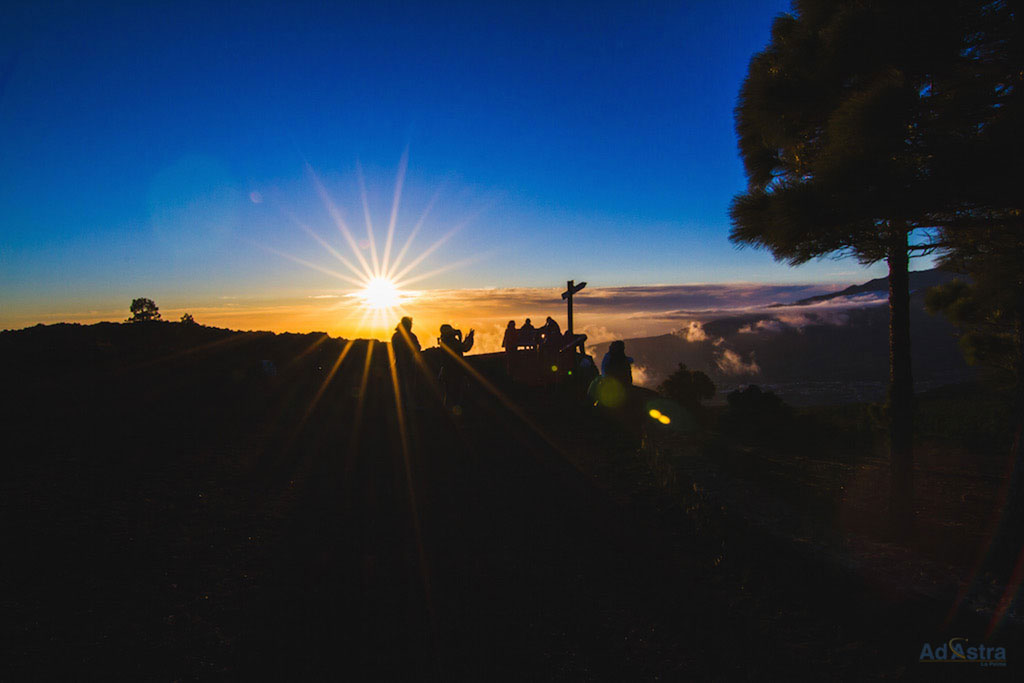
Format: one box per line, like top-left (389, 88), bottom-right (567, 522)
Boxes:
top-left (578, 324), bottom-right (616, 344)
top-left (467, 321), bottom-right (508, 354)
top-left (632, 363), bottom-right (655, 388)
top-left (578, 283), bottom-right (837, 313)
top-left (674, 320), bottom-right (709, 342)
top-left (735, 309), bottom-right (856, 335)
top-left (776, 310), bottom-right (850, 328)
top-left (738, 318), bottom-right (787, 334)
top-left (716, 349), bottom-right (760, 375)
top-left (775, 292), bottom-right (888, 311)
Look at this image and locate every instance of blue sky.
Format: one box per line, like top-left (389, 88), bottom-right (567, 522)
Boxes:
top-left (1, 1), bottom-right (914, 334)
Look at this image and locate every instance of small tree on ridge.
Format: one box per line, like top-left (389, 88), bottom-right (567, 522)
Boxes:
top-left (128, 298), bottom-right (161, 323)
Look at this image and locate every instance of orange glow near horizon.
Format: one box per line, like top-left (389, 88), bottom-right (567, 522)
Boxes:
top-left (1, 285), bottom-right (643, 352)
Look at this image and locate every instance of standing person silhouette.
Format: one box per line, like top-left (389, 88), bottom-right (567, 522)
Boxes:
top-left (601, 340), bottom-right (633, 387)
top-left (438, 324), bottom-right (474, 409)
top-left (502, 320), bottom-right (518, 351)
top-left (600, 340), bottom-right (642, 448)
top-left (391, 317), bottom-right (421, 405)
top-left (502, 320), bottom-right (518, 375)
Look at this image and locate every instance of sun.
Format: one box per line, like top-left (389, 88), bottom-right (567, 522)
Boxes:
top-left (359, 276), bottom-right (402, 310)
top-left (268, 152), bottom-right (478, 337)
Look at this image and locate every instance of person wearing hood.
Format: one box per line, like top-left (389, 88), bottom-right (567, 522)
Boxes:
top-left (601, 340), bottom-right (633, 387)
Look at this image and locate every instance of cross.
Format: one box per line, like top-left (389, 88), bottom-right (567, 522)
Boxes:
top-left (561, 279), bottom-right (587, 336)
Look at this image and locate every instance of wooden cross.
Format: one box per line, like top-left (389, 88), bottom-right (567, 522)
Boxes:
top-left (561, 279), bottom-right (587, 336)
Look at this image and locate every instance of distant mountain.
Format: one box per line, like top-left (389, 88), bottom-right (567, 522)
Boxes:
top-left (776, 268), bottom-right (963, 307)
top-left (589, 268), bottom-right (975, 405)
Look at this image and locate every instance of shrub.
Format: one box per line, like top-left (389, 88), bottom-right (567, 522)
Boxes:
top-left (658, 363), bottom-right (715, 410)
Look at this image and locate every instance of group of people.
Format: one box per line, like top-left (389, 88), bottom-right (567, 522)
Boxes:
top-left (390, 317), bottom-right (475, 364)
top-left (390, 316), bottom-right (475, 409)
top-left (390, 314), bottom-right (635, 411)
top-left (501, 316), bottom-right (576, 352)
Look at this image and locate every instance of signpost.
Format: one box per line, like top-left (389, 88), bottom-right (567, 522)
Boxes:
top-left (561, 279), bottom-right (587, 336)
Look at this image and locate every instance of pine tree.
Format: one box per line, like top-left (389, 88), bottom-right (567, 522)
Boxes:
top-left (128, 298), bottom-right (161, 323)
top-left (729, 0), bottom-right (1006, 538)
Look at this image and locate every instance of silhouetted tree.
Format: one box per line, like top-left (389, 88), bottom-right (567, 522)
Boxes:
top-left (725, 385), bottom-right (793, 438)
top-left (658, 363), bottom-right (715, 411)
top-left (128, 298), bottom-right (161, 323)
top-left (929, 225), bottom-right (1024, 573)
top-left (729, 0), bottom-right (1007, 539)
top-left (180, 312), bottom-right (197, 325)
top-left (925, 1), bottom-right (1023, 572)
top-left (926, 278), bottom-right (1016, 373)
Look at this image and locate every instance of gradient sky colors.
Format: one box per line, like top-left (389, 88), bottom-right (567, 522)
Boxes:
top-left (1, 1), bottom-right (927, 339)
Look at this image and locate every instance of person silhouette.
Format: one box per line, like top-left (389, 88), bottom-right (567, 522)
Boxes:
top-left (502, 320), bottom-right (518, 375)
top-left (502, 320), bottom-right (518, 352)
top-left (519, 318), bottom-right (536, 349)
top-left (600, 340), bottom-right (642, 448)
top-left (438, 324), bottom-right (475, 408)
top-left (391, 317), bottom-right (421, 404)
top-left (601, 340), bottom-right (633, 387)
top-left (540, 316), bottom-right (561, 346)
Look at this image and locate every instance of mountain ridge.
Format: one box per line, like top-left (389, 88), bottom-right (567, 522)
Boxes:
top-left (588, 268), bottom-right (974, 404)
top-left (771, 268), bottom-right (962, 308)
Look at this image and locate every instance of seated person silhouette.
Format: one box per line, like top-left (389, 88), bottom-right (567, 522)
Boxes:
top-left (540, 316), bottom-right (561, 346)
top-left (519, 318), bottom-right (537, 349)
top-left (439, 324), bottom-right (474, 357)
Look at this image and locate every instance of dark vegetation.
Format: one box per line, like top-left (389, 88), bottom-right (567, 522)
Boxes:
top-left (658, 363), bottom-right (715, 413)
top-left (730, 0), bottom-right (1023, 545)
top-left (722, 385), bottom-right (793, 441)
top-left (127, 297), bottom-right (161, 323)
top-left (4, 321), bottom-right (1021, 679)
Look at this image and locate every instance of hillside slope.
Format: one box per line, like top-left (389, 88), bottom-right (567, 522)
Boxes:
top-left (588, 269), bottom-right (974, 403)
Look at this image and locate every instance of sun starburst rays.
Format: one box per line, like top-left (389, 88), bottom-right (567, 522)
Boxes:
top-left (272, 158), bottom-right (482, 340)
top-left (356, 162), bottom-right (382, 278)
top-left (390, 188), bottom-right (440, 278)
top-left (380, 148), bottom-right (408, 279)
top-left (257, 163), bottom-right (557, 612)
top-left (308, 164), bottom-right (376, 281)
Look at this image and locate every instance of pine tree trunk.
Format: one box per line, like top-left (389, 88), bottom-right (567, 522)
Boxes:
top-left (888, 231), bottom-right (914, 541)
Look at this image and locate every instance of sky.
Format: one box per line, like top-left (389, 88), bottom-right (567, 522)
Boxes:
top-left (1, 1), bottom-right (923, 340)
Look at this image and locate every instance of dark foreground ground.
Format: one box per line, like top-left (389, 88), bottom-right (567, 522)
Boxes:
top-left (2, 323), bottom-right (1019, 680)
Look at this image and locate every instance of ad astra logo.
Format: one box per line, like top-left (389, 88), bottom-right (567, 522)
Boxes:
top-left (920, 638), bottom-right (1007, 666)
